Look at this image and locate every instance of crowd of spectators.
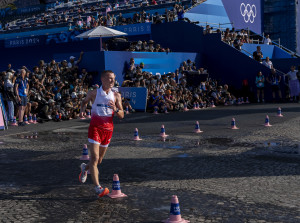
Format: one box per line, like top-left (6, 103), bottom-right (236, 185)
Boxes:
top-left (0, 52), bottom-right (98, 126)
top-left (121, 57), bottom-right (237, 113)
top-left (125, 40), bottom-right (170, 52)
top-left (1, 0), bottom-right (193, 32)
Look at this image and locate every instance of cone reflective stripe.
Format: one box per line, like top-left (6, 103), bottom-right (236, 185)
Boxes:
top-left (246, 97), bottom-right (250, 103)
top-left (196, 103), bottom-right (200, 109)
top-left (133, 128), bottom-right (142, 141)
top-left (154, 106), bottom-right (159, 114)
top-left (194, 121), bottom-right (203, 133)
top-left (265, 115), bottom-right (272, 127)
top-left (108, 174), bottom-right (127, 198)
top-left (33, 114), bottom-right (37, 124)
top-left (28, 114), bottom-right (33, 123)
top-left (231, 118), bottom-right (239, 129)
top-left (11, 116), bottom-right (17, 126)
top-left (163, 195), bottom-right (189, 223)
top-left (24, 115), bottom-right (29, 124)
top-left (160, 125), bottom-right (169, 137)
top-left (277, 107), bottom-right (283, 117)
top-left (80, 144), bottom-right (89, 160)
top-left (126, 106), bottom-right (129, 114)
top-left (193, 103), bottom-right (196, 109)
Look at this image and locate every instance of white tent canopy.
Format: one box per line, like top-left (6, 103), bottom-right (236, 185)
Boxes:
top-left (76, 26), bottom-right (127, 50)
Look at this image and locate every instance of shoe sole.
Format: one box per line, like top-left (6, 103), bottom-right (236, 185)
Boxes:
top-left (79, 171), bottom-right (87, 183)
top-left (98, 188), bottom-right (109, 198)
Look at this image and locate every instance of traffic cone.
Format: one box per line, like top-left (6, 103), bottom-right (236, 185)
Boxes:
top-left (196, 102), bottom-right (200, 109)
top-left (160, 125), bottom-right (169, 137)
top-left (211, 101), bottom-right (216, 108)
top-left (245, 97), bottom-right (250, 103)
top-left (107, 174), bottom-right (127, 198)
top-left (86, 111), bottom-right (91, 118)
top-left (163, 195), bottom-right (189, 223)
top-left (153, 106), bottom-right (159, 114)
top-left (194, 121), bottom-right (203, 133)
top-left (133, 128), bottom-right (142, 141)
top-left (231, 118), bottom-right (239, 129)
top-left (33, 114), bottom-right (37, 124)
top-left (28, 114), bottom-right (33, 123)
top-left (241, 97), bottom-right (245, 104)
top-left (183, 103), bottom-right (189, 112)
top-left (264, 115), bottom-right (272, 127)
top-left (126, 106), bottom-right (130, 115)
top-left (11, 116), bottom-right (17, 126)
top-left (193, 103), bottom-right (197, 110)
top-left (80, 144), bottom-right (90, 160)
top-left (237, 98), bottom-right (241, 105)
top-left (24, 115), bottom-right (29, 124)
top-left (277, 107), bottom-right (283, 117)
top-left (164, 106), bottom-right (168, 114)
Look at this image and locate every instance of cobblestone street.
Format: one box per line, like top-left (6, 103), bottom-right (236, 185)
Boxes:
top-left (0, 104), bottom-right (299, 223)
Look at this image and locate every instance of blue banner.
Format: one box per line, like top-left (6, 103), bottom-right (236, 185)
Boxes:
top-left (114, 23), bottom-right (151, 36)
top-left (118, 87), bottom-right (148, 112)
top-left (4, 36), bottom-right (42, 48)
top-left (222, 0), bottom-right (262, 34)
top-left (0, 4), bottom-right (44, 18)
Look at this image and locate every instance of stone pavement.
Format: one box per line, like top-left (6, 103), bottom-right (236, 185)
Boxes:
top-left (0, 103), bottom-right (299, 223)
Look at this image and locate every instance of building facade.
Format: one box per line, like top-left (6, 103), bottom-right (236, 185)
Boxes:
top-left (264, 0), bottom-right (300, 54)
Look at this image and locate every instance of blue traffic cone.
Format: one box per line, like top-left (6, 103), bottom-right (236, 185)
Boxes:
top-left (133, 128), bottom-right (142, 141)
top-left (80, 144), bottom-right (89, 160)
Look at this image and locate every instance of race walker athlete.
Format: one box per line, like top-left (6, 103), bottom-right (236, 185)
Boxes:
top-left (79, 70), bottom-right (124, 197)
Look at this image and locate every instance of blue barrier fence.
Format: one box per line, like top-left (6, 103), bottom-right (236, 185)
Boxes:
top-left (118, 87), bottom-right (148, 112)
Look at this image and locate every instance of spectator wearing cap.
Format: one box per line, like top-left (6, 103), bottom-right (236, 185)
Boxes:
top-left (15, 69), bottom-right (29, 126)
top-left (68, 51), bottom-right (84, 68)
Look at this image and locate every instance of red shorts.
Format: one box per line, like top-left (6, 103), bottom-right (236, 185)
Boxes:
top-left (88, 126), bottom-right (113, 147)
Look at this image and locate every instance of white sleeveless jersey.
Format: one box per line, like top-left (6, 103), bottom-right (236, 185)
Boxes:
top-left (90, 86), bottom-right (115, 130)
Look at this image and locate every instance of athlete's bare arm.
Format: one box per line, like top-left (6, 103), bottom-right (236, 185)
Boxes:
top-left (108, 92), bottom-right (124, 119)
top-left (80, 89), bottom-right (97, 117)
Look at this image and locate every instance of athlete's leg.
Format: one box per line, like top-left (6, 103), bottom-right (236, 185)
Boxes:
top-left (98, 146), bottom-right (108, 164)
top-left (86, 143), bottom-right (100, 186)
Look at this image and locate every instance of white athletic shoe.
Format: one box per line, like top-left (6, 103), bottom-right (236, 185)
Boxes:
top-left (95, 186), bottom-right (109, 198)
top-left (79, 163), bottom-right (87, 183)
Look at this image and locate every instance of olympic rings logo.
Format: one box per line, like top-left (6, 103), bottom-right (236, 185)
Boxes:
top-left (240, 3), bottom-right (257, 23)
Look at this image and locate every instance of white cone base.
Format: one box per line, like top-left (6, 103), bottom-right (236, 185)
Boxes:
top-left (133, 137), bottom-right (142, 141)
top-left (264, 124), bottom-right (272, 127)
top-left (163, 218), bottom-right (190, 223)
top-left (80, 117), bottom-right (86, 120)
top-left (277, 115), bottom-right (283, 117)
top-left (80, 156), bottom-right (90, 160)
top-left (195, 130), bottom-right (203, 133)
top-left (231, 126), bottom-right (239, 130)
top-left (160, 134), bottom-right (169, 137)
top-left (108, 192), bottom-right (127, 198)
top-left (10, 123), bottom-right (18, 126)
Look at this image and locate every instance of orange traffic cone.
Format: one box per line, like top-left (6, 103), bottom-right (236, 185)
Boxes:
top-left (163, 195), bottom-right (189, 223)
top-left (107, 174), bottom-right (127, 198)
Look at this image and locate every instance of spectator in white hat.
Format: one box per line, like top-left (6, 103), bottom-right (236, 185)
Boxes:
top-left (68, 51), bottom-right (84, 68)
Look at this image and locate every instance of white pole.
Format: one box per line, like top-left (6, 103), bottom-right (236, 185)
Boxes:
top-left (100, 37), bottom-right (103, 51)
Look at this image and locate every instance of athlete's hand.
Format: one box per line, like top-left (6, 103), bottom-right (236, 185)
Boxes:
top-left (108, 100), bottom-right (116, 111)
